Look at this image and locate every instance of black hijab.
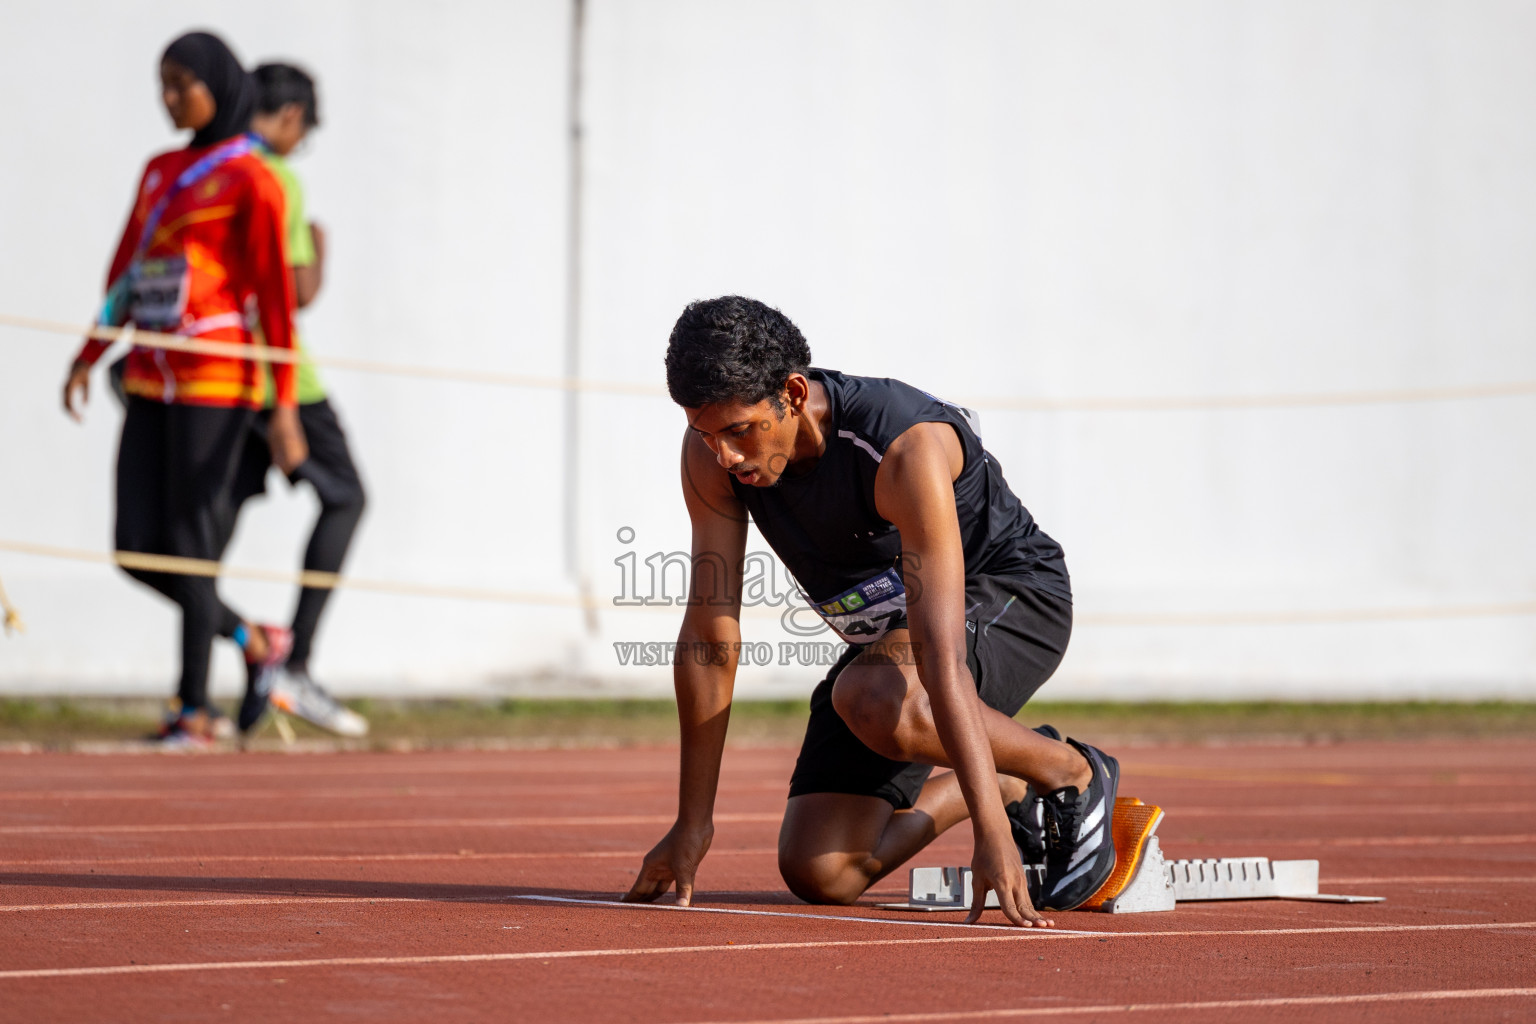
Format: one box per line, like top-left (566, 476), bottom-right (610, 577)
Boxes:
top-left (162, 31), bottom-right (255, 149)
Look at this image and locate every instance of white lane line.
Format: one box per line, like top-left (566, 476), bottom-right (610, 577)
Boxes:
top-left (1320, 833), bottom-right (1536, 848)
top-left (0, 936), bottom-right (1041, 980)
top-left (7, 814), bottom-right (1533, 851)
top-left (0, 812), bottom-right (780, 836)
top-left (676, 988), bottom-right (1536, 1024)
top-left (518, 899), bottom-right (1536, 941)
top-left (1171, 802), bottom-right (1536, 818)
top-left (6, 787), bottom-right (1536, 821)
top-left (0, 885), bottom-right (903, 916)
top-left (709, 890), bottom-right (908, 899)
top-left (1327, 876), bottom-right (1536, 885)
top-left (0, 895), bottom-right (443, 913)
top-left (1121, 765), bottom-right (1536, 787)
top-left (1100, 921), bottom-right (1536, 938)
top-left (0, 760), bottom-right (1519, 785)
top-left (1169, 833), bottom-right (1536, 849)
top-left (0, 761), bottom-right (734, 781)
top-left (0, 841), bottom-right (1522, 893)
top-left (3, 924), bottom-right (1535, 982)
top-left (512, 895), bottom-right (1097, 934)
top-left (0, 847), bottom-right (780, 868)
top-left (0, 782), bottom-right (785, 802)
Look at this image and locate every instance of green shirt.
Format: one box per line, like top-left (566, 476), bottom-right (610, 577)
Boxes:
top-left (259, 150), bottom-right (327, 406)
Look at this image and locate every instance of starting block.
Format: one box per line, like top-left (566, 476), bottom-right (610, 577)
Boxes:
top-left (879, 796), bottom-right (1382, 914)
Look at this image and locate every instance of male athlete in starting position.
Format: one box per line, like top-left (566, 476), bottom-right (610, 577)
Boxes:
top-left (624, 296), bottom-right (1120, 926)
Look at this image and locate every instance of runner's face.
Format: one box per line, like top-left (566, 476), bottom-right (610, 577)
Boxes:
top-left (687, 397), bottom-right (797, 487)
top-left (251, 104), bottom-right (310, 156)
top-left (160, 60), bottom-right (216, 132)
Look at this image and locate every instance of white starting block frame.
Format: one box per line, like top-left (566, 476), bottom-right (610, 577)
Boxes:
top-left (880, 835), bottom-right (1382, 914)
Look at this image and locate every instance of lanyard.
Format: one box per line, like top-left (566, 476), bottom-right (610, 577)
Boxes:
top-left (98, 133), bottom-right (258, 328)
top-left (132, 133), bottom-right (258, 258)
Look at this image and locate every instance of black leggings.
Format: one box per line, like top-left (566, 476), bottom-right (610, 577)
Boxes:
top-left (115, 398), bottom-right (252, 710)
top-left (227, 399), bottom-right (366, 669)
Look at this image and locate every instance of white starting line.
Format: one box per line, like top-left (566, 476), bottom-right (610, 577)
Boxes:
top-left (511, 894), bottom-right (1100, 934)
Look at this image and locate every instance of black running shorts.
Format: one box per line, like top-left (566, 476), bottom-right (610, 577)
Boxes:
top-left (787, 574), bottom-right (1073, 810)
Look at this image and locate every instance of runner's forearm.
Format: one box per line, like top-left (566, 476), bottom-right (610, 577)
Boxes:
top-left (922, 656), bottom-right (1012, 834)
top-left (672, 622), bottom-right (738, 828)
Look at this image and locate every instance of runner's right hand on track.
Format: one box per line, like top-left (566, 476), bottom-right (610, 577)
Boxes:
top-left (63, 361), bottom-right (91, 422)
top-left (622, 821), bottom-right (714, 907)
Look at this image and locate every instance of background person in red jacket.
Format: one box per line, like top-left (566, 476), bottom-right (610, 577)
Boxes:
top-left (63, 31), bottom-right (307, 747)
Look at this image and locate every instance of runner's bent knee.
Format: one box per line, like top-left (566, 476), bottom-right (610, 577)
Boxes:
top-left (830, 665), bottom-right (914, 760)
top-left (778, 849), bottom-right (873, 905)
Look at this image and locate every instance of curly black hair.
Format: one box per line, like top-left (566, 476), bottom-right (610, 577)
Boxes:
top-left (664, 296), bottom-right (812, 409)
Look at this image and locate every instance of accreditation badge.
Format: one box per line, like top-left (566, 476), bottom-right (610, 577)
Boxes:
top-left (812, 568), bottom-right (907, 645)
top-left (127, 255), bottom-right (190, 329)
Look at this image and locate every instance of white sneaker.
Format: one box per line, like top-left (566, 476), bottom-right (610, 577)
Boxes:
top-left (269, 668), bottom-right (369, 737)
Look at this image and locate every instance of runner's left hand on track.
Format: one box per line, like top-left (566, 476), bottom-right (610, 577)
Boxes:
top-left (622, 820), bottom-right (714, 907)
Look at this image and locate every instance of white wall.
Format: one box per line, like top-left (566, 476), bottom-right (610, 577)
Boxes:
top-left (1, 1), bottom-right (1532, 699)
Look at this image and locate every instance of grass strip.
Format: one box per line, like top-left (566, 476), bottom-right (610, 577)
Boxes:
top-left (0, 697), bottom-right (1534, 751)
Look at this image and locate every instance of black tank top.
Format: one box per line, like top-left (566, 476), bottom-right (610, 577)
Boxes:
top-left (730, 369), bottom-right (1071, 613)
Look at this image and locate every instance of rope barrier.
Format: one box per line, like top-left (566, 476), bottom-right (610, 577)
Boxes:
top-left (1, 538), bottom-right (1531, 629)
top-left (1, 314), bottom-right (662, 397)
top-left (6, 312), bottom-right (1536, 412)
top-left (1076, 602), bottom-right (1536, 627)
top-left (0, 539), bottom-right (594, 610)
top-left (970, 380), bottom-right (1536, 412)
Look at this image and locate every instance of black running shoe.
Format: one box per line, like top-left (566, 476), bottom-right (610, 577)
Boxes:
top-left (1005, 795), bottom-right (1047, 907)
top-left (1036, 737), bottom-right (1120, 911)
top-left (1004, 724), bottom-right (1066, 906)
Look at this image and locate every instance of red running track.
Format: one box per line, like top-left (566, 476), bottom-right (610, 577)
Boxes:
top-left (1, 740), bottom-right (1533, 1022)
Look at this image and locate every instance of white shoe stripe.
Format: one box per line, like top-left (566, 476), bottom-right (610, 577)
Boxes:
top-left (1067, 823), bottom-right (1104, 871)
top-left (1079, 797), bottom-right (1106, 839)
top-left (1050, 853), bottom-right (1104, 896)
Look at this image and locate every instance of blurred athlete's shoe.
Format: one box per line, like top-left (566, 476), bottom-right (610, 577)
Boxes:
top-left (269, 668), bottom-right (369, 737)
top-left (152, 704), bottom-right (231, 750)
top-left (238, 625), bottom-right (293, 734)
top-left (1035, 738), bottom-right (1120, 911)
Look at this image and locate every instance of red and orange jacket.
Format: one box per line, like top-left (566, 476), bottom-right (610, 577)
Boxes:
top-left (73, 144), bottom-right (298, 408)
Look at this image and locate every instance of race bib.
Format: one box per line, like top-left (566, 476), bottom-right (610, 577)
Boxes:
top-left (812, 568), bottom-right (908, 645)
top-left (128, 256), bottom-right (189, 329)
